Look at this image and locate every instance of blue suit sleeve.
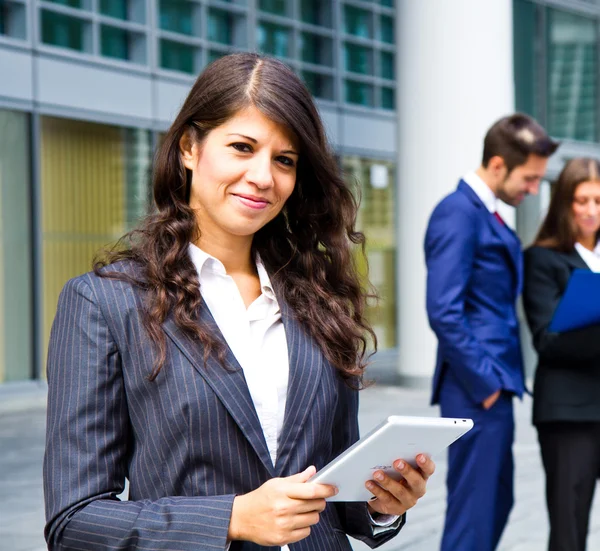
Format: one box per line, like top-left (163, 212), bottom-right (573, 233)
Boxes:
top-left (43, 277), bottom-right (234, 551)
top-left (425, 201), bottom-right (503, 404)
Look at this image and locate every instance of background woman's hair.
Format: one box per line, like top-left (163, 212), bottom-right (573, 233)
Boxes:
top-left (95, 52), bottom-right (376, 385)
top-left (481, 113), bottom-right (559, 174)
top-left (534, 157), bottom-right (600, 251)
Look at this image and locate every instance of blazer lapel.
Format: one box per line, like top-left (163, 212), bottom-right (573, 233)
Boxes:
top-left (274, 300), bottom-right (323, 475)
top-left (163, 301), bottom-right (275, 477)
top-left (563, 249), bottom-right (590, 271)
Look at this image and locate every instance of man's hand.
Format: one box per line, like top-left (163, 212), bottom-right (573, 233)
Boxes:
top-left (228, 466), bottom-right (337, 546)
top-left (365, 454), bottom-right (436, 516)
top-left (482, 389), bottom-right (501, 410)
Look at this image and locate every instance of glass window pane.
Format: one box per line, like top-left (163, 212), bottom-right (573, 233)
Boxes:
top-left (40, 117), bottom-right (152, 363)
top-left (344, 43), bottom-right (372, 75)
top-left (302, 71), bottom-right (334, 100)
top-left (380, 51), bottom-right (394, 79)
top-left (345, 80), bottom-right (374, 106)
top-left (41, 10), bottom-right (86, 51)
top-left (258, 0), bottom-right (287, 16)
top-left (381, 87), bottom-right (395, 109)
top-left (257, 22), bottom-right (290, 58)
top-left (380, 0), bottom-right (394, 6)
top-left (547, 9), bottom-right (597, 141)
top-left (160, 39), bottom-right (196, 73)
top-left (159, 0), bottom-right (194, 35)
top-left (344, 6), bottom-right (372, 38)
top-left (513, 0), bottom-right (538, 118)
top-left (380, 15), bottom-right (394, 44)
top-left (0, 109), bottom-right (32, 382)
top-left (300, 0), bottom-right (331, 27)
top-left (301, 32), bottom-right (332, 66)
top-left (208, 8), bottom-right (232, 44)
top-left (46, 0), bottom-right (83, 8)
top-left (100, 25), bottom-right (128, 60)
top-left (100, 0), bottom-right (127, 20)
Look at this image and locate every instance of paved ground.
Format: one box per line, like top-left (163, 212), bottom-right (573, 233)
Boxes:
top-left (1, 380), bottom-right (599, 551)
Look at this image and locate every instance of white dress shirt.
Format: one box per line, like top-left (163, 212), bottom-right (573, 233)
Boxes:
top-left (188, 244), bottom-right (399, 548)
top-left (575, 241), bottom-right (600, 273)
top-left (463, 171), bottom-right (498, 213)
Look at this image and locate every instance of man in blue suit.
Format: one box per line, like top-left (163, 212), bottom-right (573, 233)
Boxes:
top-left (424, 114), bottom-right (559, 551)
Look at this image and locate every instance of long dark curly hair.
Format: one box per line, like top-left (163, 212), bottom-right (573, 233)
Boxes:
top-left (95, 52), bottom-right (376, 385)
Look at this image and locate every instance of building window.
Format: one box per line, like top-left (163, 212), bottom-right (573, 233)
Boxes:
top-left (300, 0), bottom-right (332, 27)
top-left (160, 38), bottom-right (197, 73)
top-left (301, 32), bottom-right (333, 66)
top-left (100, 0), bottom-right (127, 20)
top-left (258, 0), bottom-right (288, 17)
top-left (41, 9), bottom-right (89, 52)
top-left (302, 71), bottom-right (334, 100)
top-left (380, 15), bottom-right (394, 44)
top-left (345, 80), bottom-right (374, 106)
top-left (380, 51), bottom-right (394, 79)
top-left (159, 0), bottom-right (196, 36)
top-left (547, 9), bottom-right (597, 142)
top-left (257, 22), bottom-right (290, 58)
top-left (344, 5), bottom-right (372, 39)
top-left (381, 87), bottom-right (395, 109)
top-left (0, 109), bottom-right (32, 382)
top-left (45, 0), bottom-right (85, 8)
top-left (0, 1), bottom-right (26, 39)
top-left (344, 43), bottom-right (372, 75)
top-left (380, 0), bottom-right (394, 6)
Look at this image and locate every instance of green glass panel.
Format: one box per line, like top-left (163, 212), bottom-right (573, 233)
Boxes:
top-left (380, 15), bottom-right (394, 43)
top-left (345, 43), bottom-right (371, 75)
top-left (208, 50), bottom-right (227, 64)
top-left (513, 0), bottom-right (537, 118)
top-left (259, 0), bottom-right (287, 16)
top-left (547, 8), bottom-right (597, 141)
top-left (344, 6), bottom-right (371, 38)
top-left (381, 0), bottom-right (394, 6)
top-left (381, 87), bottom-right (395, 109)
top-left (41, 10), bottom-right (85, 51)
top-left (208, 9), bottom-right (232, 44)
top-left (380, 51), bottom-right (394, 79)
top-left (159, 0), bottom-right (193, 35)
top-left (300, 0), bottom-right (321, 26)
top-left (301, 32), bottom-right (330, 66)
top-left (345, 80), bottom-right (373, 106)
top-left (46, 0), bottom-right (83, 8)
top-left (100, 0), bottom-right (127, 20)
top-left (101, 25), bottom-right (128, 60)
top-left (302, 71), bottom-right (333, 100)
top-left (257, 22), bottom-right (290, 58)
top-left (0, 7), bottom-right (5, 35)
top-left (160, 39), bottom-right (195, 74)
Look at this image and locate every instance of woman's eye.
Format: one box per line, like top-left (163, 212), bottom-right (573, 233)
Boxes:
top-left (231, 142), bottom-right (252, 153)
top-left (277, 156), bottom-right (295, 167)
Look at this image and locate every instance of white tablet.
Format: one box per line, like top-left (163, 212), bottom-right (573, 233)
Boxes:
top-left (309, 415), bottom-right (473, 501)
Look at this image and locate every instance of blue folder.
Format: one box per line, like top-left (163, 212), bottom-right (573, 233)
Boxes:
top-left (549, 269), bottom-right (600, 332)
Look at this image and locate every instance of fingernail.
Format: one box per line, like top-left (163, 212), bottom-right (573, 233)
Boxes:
top-left (366, 481), bottom-right (375, 489)
top-left (395, 460), bottom-right (405, 470)
top-left (418, 455), bottom-right (426, 464)
top-left (374, 471), bottom-right (384, 481)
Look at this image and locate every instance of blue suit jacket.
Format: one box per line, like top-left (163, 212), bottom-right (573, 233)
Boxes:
top-left (43, 261), bottom-right (403, 550)
top-left (424, 181), bottom-right (526, 405)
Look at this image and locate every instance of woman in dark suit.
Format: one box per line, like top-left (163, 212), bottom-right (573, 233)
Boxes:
top-left (42, 53), bottom-right (434, 551)
top-left (523, 157), bottom-right (600, 551)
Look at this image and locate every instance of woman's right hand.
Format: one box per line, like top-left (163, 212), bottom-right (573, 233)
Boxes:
top-left (227, 465), bottom-right (337, 546)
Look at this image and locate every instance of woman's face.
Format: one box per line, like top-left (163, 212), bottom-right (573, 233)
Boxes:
top-left (181, 106), bottom-right (298, 245)
top-left (572, 180), bottom-right (600, 241)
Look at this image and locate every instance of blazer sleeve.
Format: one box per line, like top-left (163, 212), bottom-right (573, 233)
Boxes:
top-left (43, 277), bottom-right (235, 551)
top-left (332, 381), bottom-right (405, 548)
top-left (523, 246), bottom-right (600, 363)
top-left (424, 201), bottom-right (503, 404)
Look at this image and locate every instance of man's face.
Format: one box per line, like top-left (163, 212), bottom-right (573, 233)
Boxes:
top-left (496, 154), bottom-right (548, 207)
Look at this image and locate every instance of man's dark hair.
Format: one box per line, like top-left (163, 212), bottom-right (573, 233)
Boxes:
top-left (482, 113), bottom-right (559, 173)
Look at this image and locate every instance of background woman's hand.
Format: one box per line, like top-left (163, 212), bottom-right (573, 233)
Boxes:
top-left (228, 466), bottom-right (337, 546)
top-left (366, 454), bottom-right (435, 516)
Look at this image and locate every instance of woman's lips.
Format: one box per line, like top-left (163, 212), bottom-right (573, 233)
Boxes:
top-left (234, 194), bottom-right (270, 210)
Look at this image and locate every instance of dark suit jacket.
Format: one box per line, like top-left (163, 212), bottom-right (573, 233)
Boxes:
top-left (43, 261), bottom-right (403, 550)
top-left (425, 180), bottom-right (525, 405)
top-left (523, 245), bottom-right (600, 424)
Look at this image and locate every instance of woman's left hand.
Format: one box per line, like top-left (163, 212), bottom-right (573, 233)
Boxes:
top-left (366, 454), bottom-right (435, 516)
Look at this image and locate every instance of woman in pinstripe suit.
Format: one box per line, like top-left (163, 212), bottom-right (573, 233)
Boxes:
top-left (43, 53), bottom-right (435, 551)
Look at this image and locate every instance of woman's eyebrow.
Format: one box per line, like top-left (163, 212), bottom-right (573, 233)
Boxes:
top-left (226, 133), bottom-right (298, 155)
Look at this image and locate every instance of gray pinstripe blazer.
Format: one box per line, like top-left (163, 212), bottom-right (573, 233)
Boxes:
top-left (43, 261), bottom-right (404, 550)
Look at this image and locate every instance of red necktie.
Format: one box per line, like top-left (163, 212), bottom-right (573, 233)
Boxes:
top-left (494, 211), bottom-right (505, 226)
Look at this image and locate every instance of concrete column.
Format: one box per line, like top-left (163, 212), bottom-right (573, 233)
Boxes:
top-left (396, 0), bottom-right (515, 385)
